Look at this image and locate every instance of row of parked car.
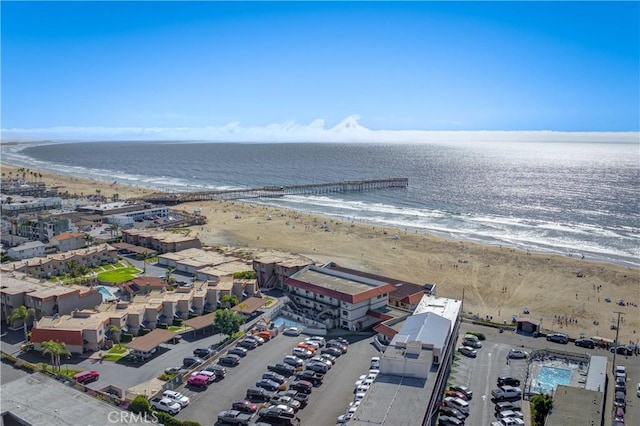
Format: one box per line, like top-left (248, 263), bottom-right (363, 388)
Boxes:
top-left (216, 335), bottom-right (350, 426)
top-left (489, 376), bottom-right (524, 426)
top-left (335, 355), bottom-right (381, 424)
top-left (613, 365), bottom-right (629, 426)
top-left (438, 384), bottom-right (473, 426)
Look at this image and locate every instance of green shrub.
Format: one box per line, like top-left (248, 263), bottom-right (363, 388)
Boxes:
top-left (157, 322), bottom-right (168, 329)
top-left (138, 328), bottom-right (150, 336)
top-left (128, 394), bottom-right (151, 414)
top-left (181, 421), bottom-right (203, 426)
top-left (172, 318), bottom-right (183, 327)
top-left (1, 353), bottom-right (17, 364)
top-left (158, 373), bottom-right (176, 381)
top-left (467, 332), bottom-right (486, 341)
top-left (154, 411), bottom-right (182, 426)
top-left (120, 333), bottom-right (133, 343)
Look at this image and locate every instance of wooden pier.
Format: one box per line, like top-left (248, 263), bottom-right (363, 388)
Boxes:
top-left (135, 177), bottom-right (408, 205)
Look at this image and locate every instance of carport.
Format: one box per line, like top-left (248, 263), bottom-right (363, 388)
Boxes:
top-left (231, 296), bottom-right (267, 315)
top-left (183, 312), bottom-right (217, 336)
top-left (125, 328), bottom-right (178, 354)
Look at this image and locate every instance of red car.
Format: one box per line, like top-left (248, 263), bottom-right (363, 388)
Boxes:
top-left (232, 399), bottom-right (258, 413)
top-left (445, 390), bottom-right (469, 401)
top-left (187, 375), bottom-right (209, 389)
top-left (73, 370), bottom-right (99, 384)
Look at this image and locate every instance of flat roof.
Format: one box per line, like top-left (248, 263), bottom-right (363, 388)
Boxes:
top-left (585, 355), bottom-right (607, 392)
top-left (1, 373), bottom-right (137, 425)
top-left (413, 295), bottom-right (462, 330)
top-left (349, 374), bottom-right (431, 426)
top-left (546, 385), bottom-right (603, 426)
top-left (125, 328), bottom-right (178, 352)
top-left (286, 265), bottom-right (397, 304)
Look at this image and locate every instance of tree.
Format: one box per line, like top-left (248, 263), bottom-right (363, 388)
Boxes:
top-left (108, 223), bottom-right (120, 241)
top-left (530, 394), bottom-right (553, 426)
top-left (165, 266), bottom-right (176, 284)
top-left (213, 309), bottom-right (244, 339)
top-left (221, 294), bottom-right (239, 309)
top-left (8, 305), bottom-right (35, 342)
top-left (41, 340), bottom-right (69, 373)
top-left (109, 325), bottom-right (122, 343)
top-left (129, 394), bottom-right (152, 415)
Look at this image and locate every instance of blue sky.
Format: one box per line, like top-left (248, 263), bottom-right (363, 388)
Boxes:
top-left (2, 1), bottom-right (639, 142)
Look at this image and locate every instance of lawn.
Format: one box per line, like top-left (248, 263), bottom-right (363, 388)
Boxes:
top-left (97, 267), bottom-right (141, 284)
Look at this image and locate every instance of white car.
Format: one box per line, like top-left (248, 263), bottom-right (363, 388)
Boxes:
top-left (370, 356), bottom-right (380, 369)
top-left (162, 390), bottom-right (190, 407)
top-left (283, 327), bottom-right (301, 336)
top-left (508, 349), bottom-right (529, 359)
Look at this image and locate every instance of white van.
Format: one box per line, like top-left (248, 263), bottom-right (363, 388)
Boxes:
top-left (444, 396), bottom-right (470, 414)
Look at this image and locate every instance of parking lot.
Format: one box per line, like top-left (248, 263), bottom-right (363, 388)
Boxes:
top-left (174, 332), bottom-right (380, 425)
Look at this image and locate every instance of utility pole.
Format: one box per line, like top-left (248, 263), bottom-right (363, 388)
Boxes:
top-left (612, 311), bottom-right (624, 373)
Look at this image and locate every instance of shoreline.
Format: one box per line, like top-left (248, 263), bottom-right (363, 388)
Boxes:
top-left (2, 162), bottom-right (639, 344)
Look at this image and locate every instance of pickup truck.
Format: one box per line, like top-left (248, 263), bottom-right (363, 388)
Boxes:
top-left (217, 409), bottom-right (252, 425)
top-left (491, 386), bottom-right (522, 401)
top-left (150, 397), bottom-right (181, 415)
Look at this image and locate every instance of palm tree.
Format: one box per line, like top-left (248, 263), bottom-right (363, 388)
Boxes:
top-left (108, 223), bottom-right (120, 241)
top-left (166, 266), bottom-right (176, 284)
top-left (8, 305), bottom-right (35, 342)
top-left (109, 325), bottom-right (122, 343)
top-left (42, 340), bottom-right (70, 373)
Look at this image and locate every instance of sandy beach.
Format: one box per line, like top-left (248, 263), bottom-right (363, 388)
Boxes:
top-left (2, 163), bottom-right (639, 344)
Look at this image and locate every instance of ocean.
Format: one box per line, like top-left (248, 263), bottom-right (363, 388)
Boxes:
top-left (2, 141), bottom-right (638, 267)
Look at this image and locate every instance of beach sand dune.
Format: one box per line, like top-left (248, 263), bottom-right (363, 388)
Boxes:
top-left (2, 163), bottom-right (638, 344)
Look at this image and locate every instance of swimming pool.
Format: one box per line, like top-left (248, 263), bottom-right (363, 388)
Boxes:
top-left (534, 366), bottom-right (572, 394)
top-left (96, 286), bottom-right (118, 301)
top-left (272, 316), bottom-right (303, 329)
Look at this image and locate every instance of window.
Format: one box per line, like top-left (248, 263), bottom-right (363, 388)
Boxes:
top-left (342, 320), bottom-right (348, 326)
top-left (342, 310), bottom-right (348, 316)
top-left (318, 294), bottom-right (324, 299)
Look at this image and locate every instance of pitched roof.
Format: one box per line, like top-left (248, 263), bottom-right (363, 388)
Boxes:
top-left (231, 297), bottom-right (267, 314)
top-left (52, 232), bottom-right (86, 241)
top-left (31, 328), bottom-right (84, 346)
top-left (125, 329), bottom-right (177, 352)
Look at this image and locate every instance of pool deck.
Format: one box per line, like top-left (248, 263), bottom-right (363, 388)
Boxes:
top-left (528, 358), bottom-right (588, 395)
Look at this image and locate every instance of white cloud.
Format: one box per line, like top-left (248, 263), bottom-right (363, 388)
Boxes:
top-left (1, 115), bottom-right (638, 144)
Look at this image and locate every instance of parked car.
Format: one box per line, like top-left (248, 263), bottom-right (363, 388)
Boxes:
top-left (495, 401), bottom-right (521, 413)
top-left (462, 337), bottom-right (483, 349)
top-left (163, 390), bottom-right (190, 408)
top-left (193, 347), bottom-right (214, 358)
top-left (276, 389), bottom-right (310, 406)
top-left (283, 355), bottom-right (305, 368)
top-left (217, 409), bottom-right (252, 425)
top-left (236, 339), bottom-right (258, 350)
top-left (438, 415), bottom-right (464, 426)
top-left (449, 385), bottom-right (473, 399)
top-left (443, 397), bottom-right (470, 415)
top-left (292, 347), bottom-right (313, 359)
top-left (219, 354), bottom-right (241, 366)
top-left (326, 340), bottom-right (348, 353)
top-left (309, 356), bottom-right (332, 369)
top-left (446, 390), bottom-right (469, 401)
top-left (186, 375), bottom-right (209, 389)
top-left (245, 334), bottom-right (265, 345)
top-left (439, 406), bottom-right (466, 420)
top-left (305, 336), bottom-right (326, 346)
top-left (263, 371), bottom-right (286, 384)
top-left (574, 338), bottom-right (596, 349)
top-left (258, 406), bottom-right (296, 424)
top-left (295, 370), bottom-right (324, 386)
top-left (73, 370), bottom-right (99, 384)
top-left (319, 353), bottom-right (337, 364)
top-left (546, 333), bottom-right (569, 344)
top-left (231, 399), bottom-right (259, 413)
top-left (164, 366), bottom-right (183, 375)
top-left (507, 349), bottom-right (528, 359)
top-left (204, 364), bottom-right (226, 379)
top-left (611, 345), bottom-right (633, 355)
top-left (182, 356), bottom-right (204, 368)
top-left (637, 382), bottom-right (640, 397)
top-left (289, 380), bottom-right (313, 394)
top-left (306, 361), bottom-right (329, 374)
top-left (267, 363), bottom-right (295, 376)
top-left (370, 356), bottom-right (380, 369)
top-left (497, 376), bottom-right (521, 387)
top-left (229, 347), bottom-right (249, 357)
top-left (491, 386), bottom-right (522, 401)
top-left (458, 346), bottom-right (477, 358)
top-left (256, 379), bottom-right (282, 392)
top-left (191, 370), bottom-right (216, 384)
top-left (283, 327), bottom-right (302, 336)
top-left (321, 347), bottom-right (343, 357)
top-left (271, 395), bottom-right (302, 412)
top-left (246, 387), bottom-right (275, 402)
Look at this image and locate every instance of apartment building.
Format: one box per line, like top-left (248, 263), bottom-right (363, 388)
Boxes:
top-left (7, 241), bottom-right (46, 260)
top-left (50, 232), bottom-right (88, 252)
top-left (284, 265), bottom-right (396, 331)
top-left (122, 229), bottom-right (201, 253)
top-left (252, 253), bottom-right (313, 290)
top-left (0, 244), bottom-right (118, 278)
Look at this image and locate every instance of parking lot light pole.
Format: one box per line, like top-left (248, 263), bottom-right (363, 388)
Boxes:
top-left (611, 311), bottom-right (623, 374)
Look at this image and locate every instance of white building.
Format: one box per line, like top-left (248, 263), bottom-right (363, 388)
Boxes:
top-left (7, 241), bottom-right (46, 260)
